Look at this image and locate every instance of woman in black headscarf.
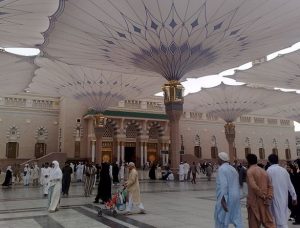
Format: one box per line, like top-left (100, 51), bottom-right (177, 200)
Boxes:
top-left (94, 162), bottom-right (111, 203)
top-left (149, 162), bottom-right (156, 180)
top-left (112, 162), bottom-right (119, 185)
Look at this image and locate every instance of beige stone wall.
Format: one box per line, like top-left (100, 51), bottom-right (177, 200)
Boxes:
top-left (58, 97), bottom-right (88, 159)
top-left (180, 117), bottom-right (297, 160)
top-left (0, 110), bottom-right (59, 159)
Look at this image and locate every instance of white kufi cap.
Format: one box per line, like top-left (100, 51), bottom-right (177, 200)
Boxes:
top-left (218, 152), bottom-right (229, 162)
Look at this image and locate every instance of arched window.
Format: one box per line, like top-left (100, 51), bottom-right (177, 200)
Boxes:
top-left (244, 137), bottom-right (251, 158)
top-left (258, 138), bottom-right (265, 159)
top-left (211, 135), bottom-right (218, 159)
top-left (194, 135), bottom-right (202, 158)
top-left (103, 124), bottom-right (114, 138)
top-left (285, 139), bottom-right (291, 160)
top-left (149, 127), bottom-right (159, 139)
top-left (126, 124), bottom-right (138, 138)
top-left (272, 138), bottom-right (278, 155)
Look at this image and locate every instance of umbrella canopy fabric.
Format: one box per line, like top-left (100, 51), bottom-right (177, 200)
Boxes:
top-left (0, 0), bottom-right (61, 47)
top-left (43, 0), bottom-right (300, 81)
top-left (184, 83), bottom-right (300, 122)
top-left (29, 57), bottom-right (164, 112)
top-left (0, 52), bottom-right (36, 95)
top-left (252, 102), bottom-right (300, 123)
top-left (230, 49), bottom-right (300, 90)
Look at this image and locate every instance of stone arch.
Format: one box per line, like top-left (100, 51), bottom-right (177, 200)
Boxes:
top-left (6, 125), bottom-right (20, 159)
top-left (125, 120), bottom-right (142, 137)
top-left (106, 118), bottom-right (119, 135)
top-left (147, 121), bottom-right (164, 137)
top-left (36, 126), bottom-right (48, 142)
top-left (35, 126), bottom-right (48, 158)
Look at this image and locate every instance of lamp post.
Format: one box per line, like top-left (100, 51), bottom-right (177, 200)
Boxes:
top-left (162, 80), bottom-right (184, 170)
top-left (93, 114), bottom-right (107, 164)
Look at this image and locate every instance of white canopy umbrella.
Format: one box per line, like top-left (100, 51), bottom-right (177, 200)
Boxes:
top-left (42, 0), bottom-right (300, 80)
top-left (0, 0), bottom-right (61, 47)
top-left (29, 57), bottom-right (164, 112)
top-left (0, 52), bottom-right (35, 95)
top-left (230, 49), bottom-right (300, 90)
top-left (252, 102), bottom-right (300, 123)
top-left (184, 83), bottom-right (300, 122)
top-left (184, 83), bottom-right (300, 160)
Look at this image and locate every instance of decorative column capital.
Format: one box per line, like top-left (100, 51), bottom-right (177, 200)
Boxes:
top-left (162, 80), bottom-right (184, 105)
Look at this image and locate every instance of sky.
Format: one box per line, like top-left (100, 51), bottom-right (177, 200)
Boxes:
top-left (2, 42), bottom-right (300, 131)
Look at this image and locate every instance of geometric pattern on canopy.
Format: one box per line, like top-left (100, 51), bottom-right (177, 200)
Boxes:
top-left (29, 58), bottom-right (164, 112)
top-left (184, 83), bottom-right (300, 122)
top-left (0, 0), bottom-right (60, 47)
top-left (252, 102), bottom-right (300, 123)
top-left (229, 49), bottom-right (300, 90)
top-left (0, 52), bottom-right (35, 95)
top-left (43, 0), bottom-right (300, 80)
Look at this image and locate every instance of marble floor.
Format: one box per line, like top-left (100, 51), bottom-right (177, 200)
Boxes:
top-left (0, 174), bottom-right (296, 228)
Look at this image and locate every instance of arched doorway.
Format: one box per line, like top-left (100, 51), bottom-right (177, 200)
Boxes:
top-left (258, 138), bottom-right (265, 159)
top-left (285, 139), bottom-right (291, 160)
top-left (211, 135), bottom-right (218, 159)
top-left (6, 126), bottom-right (20, 159)
top-left (6, 142), bottom-right (19, 158)
top-left (35, 127), bottom-right (48, 158)
top-left (272, 138), bottom-right (278, 155)
top-left (244, 137), bottom-right (251, 158)
top-left (194, 135), bottom-right (202, 158)
top-left (125, 124), bottom-right (138, 163)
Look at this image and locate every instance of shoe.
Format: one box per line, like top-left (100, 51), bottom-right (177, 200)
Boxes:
top-left (125, 212), bottom-right (132, 215)
top-left (48, 210), bottom-right (55, 213)
top-left (139, 209), bottom-right (146, 214)
top-left (93, 200), bottom-right (99, 203)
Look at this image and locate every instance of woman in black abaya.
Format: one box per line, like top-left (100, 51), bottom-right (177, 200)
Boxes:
top-left (2, 166), bottom-right (12, 187)
top-left (94, 162), bottom-right (111, 203)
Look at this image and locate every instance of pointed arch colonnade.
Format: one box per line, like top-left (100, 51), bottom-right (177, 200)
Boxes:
top-left (84, 115), bottom-right (169, 167)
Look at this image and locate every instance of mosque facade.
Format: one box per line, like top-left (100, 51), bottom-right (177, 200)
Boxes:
top-left (0, 93), bottom-right (297, 169)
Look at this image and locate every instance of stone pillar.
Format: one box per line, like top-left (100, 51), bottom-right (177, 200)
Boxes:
top-left (91, 140), bottom-right (96, 162)
top-left (93, 114), bottom-right (107, 164)
top-left (162, 80), bottom-right (184, 170)
top-left (121, 142), bottom-right (125, 163)
top-left (224, 122), bottom-right (236, 162)
top-left (140, 142), bottom-right (144, 166)
top-left (144, 142), bottom-right (147, 163)
top-left (117, 142), bottom-right (121, 164)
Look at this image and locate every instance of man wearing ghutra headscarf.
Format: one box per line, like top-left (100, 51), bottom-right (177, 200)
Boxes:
top-left (214, 152), bottom-right (243, 228)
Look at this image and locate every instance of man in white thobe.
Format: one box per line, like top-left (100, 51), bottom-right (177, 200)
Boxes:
top-left (41, 163), bottom-right (51, 197)
top-left (183, 161), bottom-right (190, 181)
top-left (23, 164), bottom-right (30, 186)
top-left (70, 163), bottom-right (75, 182)
top-left (267, 154), bottom-right (297, 228)
top-left (76, 163), bottom-right (83, 182)
top-left (179, 162), bottom-right (184, 181)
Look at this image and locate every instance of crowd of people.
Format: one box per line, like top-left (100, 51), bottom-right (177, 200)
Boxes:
top-left (2, 154), bottom-right (300, 224)
top-left (214, 152), bottom-right (300, 227)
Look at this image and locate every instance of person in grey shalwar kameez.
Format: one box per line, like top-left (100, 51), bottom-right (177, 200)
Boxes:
top-left (214, 152), bottom-right (243, 228)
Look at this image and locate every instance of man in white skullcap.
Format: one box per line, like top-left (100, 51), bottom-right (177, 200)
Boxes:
top-left (124, 162), bottom-right (145, 215)
top-left (214, 152), bottom-right (243, 228)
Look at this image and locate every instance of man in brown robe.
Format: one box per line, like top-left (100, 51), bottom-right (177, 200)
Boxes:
top-left (124, 162), bottom-right (145, 215)
top-left (246, 154), bottom-right (275, 228)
